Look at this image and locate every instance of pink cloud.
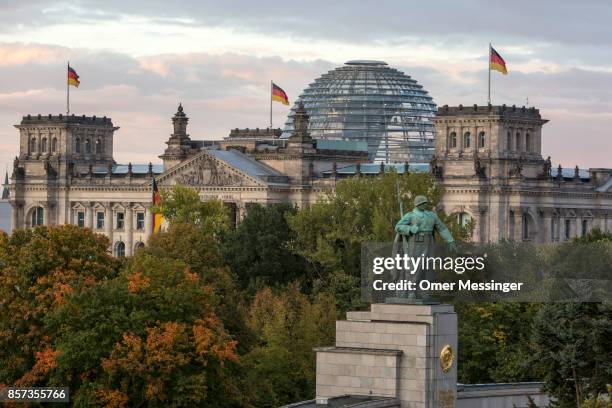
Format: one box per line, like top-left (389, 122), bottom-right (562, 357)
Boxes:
top-left (0, 43), bottom-right (70, 65)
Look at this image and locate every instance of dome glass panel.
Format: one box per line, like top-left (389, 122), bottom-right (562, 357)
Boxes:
top-left (282, 61), bottom-right (436, 163)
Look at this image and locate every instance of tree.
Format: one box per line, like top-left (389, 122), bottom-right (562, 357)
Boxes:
top-left (455, 302), bottom-right (541, 384)
top-left (242, 284), bottom-right (336, 407)
top-left (153, 185), bottom-right (231, 236)
top-left (286, 172), bottom-right (470, 313)
top-left (531, 302), bottom-right (611, 407)
top-left (221, 203), bottom-right (311, 291)
top-left (47, 252), bottom-right (243, 407)
top-left (0, 225), bottom-right (119, 386)
top-left (146, 223), bottom-right (253, 353)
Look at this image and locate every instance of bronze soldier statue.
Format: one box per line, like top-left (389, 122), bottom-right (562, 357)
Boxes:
top-left (391, 195), bottom-right (456, 302)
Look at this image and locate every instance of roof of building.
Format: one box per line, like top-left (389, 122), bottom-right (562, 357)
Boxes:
top-left (281, 60), bottom-right (436, 163)
top-left (322, 163), bottom-right (427, 175)
top-left (436, 104), bottom-right (542, 119)
top-left (596, 175), bottom-right (612, 192)
top-left (315, 139), bottom-right (369, 153)
top-left (18, 114), bottom-right (115, 126)
top-left (282, 395), bottom-right (400, 408)
top-left (207, 149), bottom-right (289, 184)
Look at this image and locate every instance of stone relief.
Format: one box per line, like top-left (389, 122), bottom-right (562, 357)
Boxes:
top-left (175, 156), bottom-right (244, 187)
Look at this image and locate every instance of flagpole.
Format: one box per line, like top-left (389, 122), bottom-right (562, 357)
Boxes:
top-left (487, 44), bottom-right (491, 105)
top-left (270, 80), bottom-right (273, 128)
top-left (67, 61), bottom-right (70, 115)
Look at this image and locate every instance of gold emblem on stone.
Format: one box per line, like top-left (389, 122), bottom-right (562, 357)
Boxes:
top-left (440, 345), bottom-right (454, 373)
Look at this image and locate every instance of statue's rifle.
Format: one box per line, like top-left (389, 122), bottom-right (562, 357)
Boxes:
top-left (395, 174), bottom-right (404, 218)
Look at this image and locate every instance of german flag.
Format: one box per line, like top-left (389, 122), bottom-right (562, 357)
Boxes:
top-left (68, 66), bottom-right (80, 87)
top-left (152, 178), bottom-right (164, 233)
top-left (272, 82), bottom-right (289, 105)
top-left (490, 46), bottom-right (508, 75)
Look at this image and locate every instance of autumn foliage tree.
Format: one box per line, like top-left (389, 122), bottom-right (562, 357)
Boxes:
top-left (48, 252), bottom-right (243, 407)
top-left (0, 225), bottom-right (119, 387)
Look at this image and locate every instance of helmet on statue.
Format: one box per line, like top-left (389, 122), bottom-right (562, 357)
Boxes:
top-left (414, 195), bottom-right (429, 207)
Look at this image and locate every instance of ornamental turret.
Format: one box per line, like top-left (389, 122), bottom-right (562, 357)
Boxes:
top-left (160, 103), bottom-right (198, 170)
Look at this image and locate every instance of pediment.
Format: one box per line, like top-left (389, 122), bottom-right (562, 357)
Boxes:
top-left (157, 151), bottom-right (265, 188)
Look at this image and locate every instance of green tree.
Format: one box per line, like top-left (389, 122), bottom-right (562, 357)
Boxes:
top-left (242, 284), bottom-right (336, 407)
top-left (286, 172), bottom-right (469, 313)
top-left (455, 302), bottom-right (541, 384)
top-left (531, 302), bottom-right (611, 407)
top-left (221, 203), bottom-right (310, 291)
top-left (153, 185), bottom-right (231, 236)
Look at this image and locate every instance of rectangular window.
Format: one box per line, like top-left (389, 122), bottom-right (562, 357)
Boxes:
top-left (96, 212), bottom-right (105, 229)
top-left (565, 219), bottom-right (571, 240)
top-left (582, 220), bottom-right (588, 237)
top-left (77, 211), bottom-right (85, 228)
top-left (136, 212), bottom-right (145, 230)
top-left (116, 212), bottom-right (124, 230)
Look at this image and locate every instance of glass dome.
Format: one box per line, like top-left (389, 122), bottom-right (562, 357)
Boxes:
top-left (282, 60), bottom-right (436, 163)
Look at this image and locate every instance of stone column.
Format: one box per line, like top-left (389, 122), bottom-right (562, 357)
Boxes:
top-left (541, 209), bottom-right (552, 243)
top-left (85, 203), bottom-right (93, 229)
top-left (10, 202), bottom-right (18, 231)
top-left (42, 203), bottom-right (50, 226)
top-left (144, 205), bottom-right (153, 242)
top-left (125, 204), bottom-right (133, 256)
top-left (105, 202), bottom-right (113, 246)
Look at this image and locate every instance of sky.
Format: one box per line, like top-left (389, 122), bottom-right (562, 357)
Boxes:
top-left (0, 0), bottom-right (611, 171)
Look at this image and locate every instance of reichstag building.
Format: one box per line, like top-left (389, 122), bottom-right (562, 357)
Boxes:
top-left (7, 60), bottom-right (612, 256)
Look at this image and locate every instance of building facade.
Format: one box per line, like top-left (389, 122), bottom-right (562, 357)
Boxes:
top-left (8, 103), bottom-right (612, 253)
top-left (433, 104), bottom-right (612, 243)
top-left (8, 104), bottom-right (367, 255)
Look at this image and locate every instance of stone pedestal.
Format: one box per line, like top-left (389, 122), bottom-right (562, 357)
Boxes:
top-left (315, 303), bottom-right (457, 408)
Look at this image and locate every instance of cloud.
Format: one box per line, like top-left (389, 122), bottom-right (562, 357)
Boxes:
top-left (0, 0), bottom-right (611, 172)
top-left (0, 46), bottom-right (332, 170)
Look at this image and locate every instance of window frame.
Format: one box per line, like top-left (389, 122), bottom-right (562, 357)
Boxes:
top-left (116, 212), bottom-right (125, 230)
top-left (463, 131), bottom-right (471, 149)
top-left (478, 131), bottom-right (486, 149)
top-left (77, 211), bottom-right (85, 228)
top-left (136, 212), bottom-right (145, 230)
top-left (96, 211), bottom-right (105, 230)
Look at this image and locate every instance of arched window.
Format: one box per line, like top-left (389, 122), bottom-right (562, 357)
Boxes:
top-left (516, 131), bottom-right (521, 151)
top-left (506, 131), bottom-right (512, 151)
top-left (463, 132), bottom-right (471, 148)
top-left (51, 137), bottom-right (57, 153)
top-left (115, 241), bottom-right (125, 258)
top-left (525, 133), bottom-right (531, 152)
top-left (85, 139), bottom-right (91, 154)
top-left (30, 137), bottom-right (37, 154)
top-left (41, 137), bottom-right (47, 153)
top-left (134, 242), bottom-right (145, 253)
top-left (30, 206), bottom-right (44, 226)
top-left (478, 131), bottom-right (486, 149)
top-left (75, 138), bottom-right (81, 153)
top-left (95, 139), bottom-right (102, 154)
top-left (449, 131), bottom-right (457, 148)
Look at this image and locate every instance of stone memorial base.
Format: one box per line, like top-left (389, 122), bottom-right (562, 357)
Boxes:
top-left (314, 303), bottom-right (457, 408)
